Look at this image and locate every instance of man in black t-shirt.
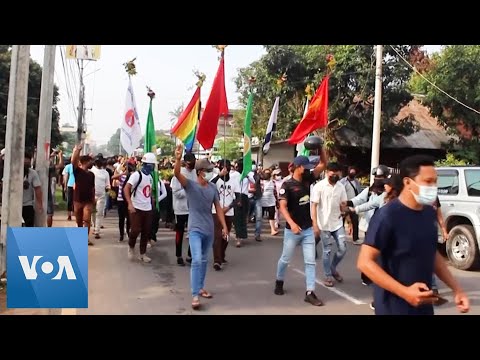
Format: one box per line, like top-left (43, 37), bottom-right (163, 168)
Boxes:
top-left (357, 155), bottom-right (469, 315)
top-left (274, 155), bottom-right (325, 306)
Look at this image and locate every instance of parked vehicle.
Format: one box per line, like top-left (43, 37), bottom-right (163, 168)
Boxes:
top-left (436, 166), bottom-right (480, 270)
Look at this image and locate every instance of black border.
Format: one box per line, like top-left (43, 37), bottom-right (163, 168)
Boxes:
top-left (2, 5), bottom-right (477, 44)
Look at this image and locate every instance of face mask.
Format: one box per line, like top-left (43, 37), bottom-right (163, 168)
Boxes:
top-left (203, 171), bottom-right (214, 182)
top-left (349, 172), bottom-right (356, 179)
top-left (329, 175), bottom-right (340, 184)
top-left (252, 165), bottom-right (257, 171)
top-left (410, 181), bottom-right (438, 206)
top-left (275, 175), bottom-right (282, 181)
top-left (142, 163), bottom-right (154, 175)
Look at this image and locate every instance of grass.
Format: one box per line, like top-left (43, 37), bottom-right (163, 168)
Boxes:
top-left (54, 188), bottom-right (67, 211)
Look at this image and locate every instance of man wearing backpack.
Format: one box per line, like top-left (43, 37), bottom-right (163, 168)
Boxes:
top-left (123, 152), bottom-right (158, 263)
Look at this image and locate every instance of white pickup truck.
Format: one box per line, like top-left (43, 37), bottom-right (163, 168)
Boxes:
top-left (437, 166), bottom-right (480, 270)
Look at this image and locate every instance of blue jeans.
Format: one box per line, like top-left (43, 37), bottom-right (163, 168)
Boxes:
top-left (189, 230), bottom-right (214, 297)
top-left (321, 227), bottom-right (347, 278)
top-left (255, 200), bottom-right (263, 237)
top-left (276, 227), bottom-right (316, 291)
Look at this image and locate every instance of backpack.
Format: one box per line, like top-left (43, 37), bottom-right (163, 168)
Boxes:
top-left (124, 170), bottom-right (143, 197)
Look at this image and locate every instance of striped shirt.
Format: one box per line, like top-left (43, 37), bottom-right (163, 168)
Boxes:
top-left (117, 174), bottom-right (127, 201)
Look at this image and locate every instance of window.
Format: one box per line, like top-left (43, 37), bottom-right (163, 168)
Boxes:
top-left (465, 169), bottom-right (480, 197)
top-left (437, 170), bottom-right (459, 195)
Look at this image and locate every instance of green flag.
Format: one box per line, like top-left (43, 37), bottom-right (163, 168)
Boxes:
top-left (241, 92), bottom-right (254, 180)
top-left (144, 99), bottom-right (159, 211)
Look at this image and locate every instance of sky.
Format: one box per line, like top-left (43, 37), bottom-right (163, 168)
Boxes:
top-left (29, 45), bottom-right (443, 146)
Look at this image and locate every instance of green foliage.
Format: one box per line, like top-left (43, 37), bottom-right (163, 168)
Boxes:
top-left (107, 128), bottom-right (121, 155)
top-left (159, 168), bottom-right (173, 181)
top-left (235, 45), bottom-right (420, 152)
top-left (411, 46), bottom-right (480, 164)
top-left (435, 152), bottom-right (470, 167)
top-left (156, 133), bottom-right (175, 156)
top-left (215, 138), bottom-right (241, 161)
top-left (0, 46), bottom-right (62, 152)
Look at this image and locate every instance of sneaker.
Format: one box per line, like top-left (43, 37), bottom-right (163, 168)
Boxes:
top-left (255, 235), bottom-right (262, 242)
top-left (119, 235), bottom-right (124, 242)
top-left (222, 259), bottom-right (228, 265)
top-left (304, 291), bottom-right (324, 306)
top-left (353, 239), bottom-right (363, 245)
top-left (138, 254), bottom-right (152, 263)
top-left (213, 263), bottom-right (222, 271)
top-left (177, 257), bottom-right (185, 266)
top-left (369, 302), bottom-right (375, 310)
top-left (128, 247), bottom-right (135, 261)
top-left (362, 281), bottom-right (368, 286)
top-left (274, 280), bottom-right (284, 295)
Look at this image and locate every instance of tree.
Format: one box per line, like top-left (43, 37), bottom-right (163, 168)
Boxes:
top-left (410, 46), bottom-right (480, 164)
top-left (169, 103), bottom-right (184, 128)
top-left (0, 46), bottom-right (62, 152)
top-left (214, 138), bottom-right (241, 161)
top-left (234, 45), bottom-right (422, 156)
top-left (107, 128), bottom-right (121, 155)
top-left (156, 132), bottom-right (175, 157)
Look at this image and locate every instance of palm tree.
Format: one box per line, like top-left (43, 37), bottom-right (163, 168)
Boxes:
top-left (168, 103), bottom-right (184, 144)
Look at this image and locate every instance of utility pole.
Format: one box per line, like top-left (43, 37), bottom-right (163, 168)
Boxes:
top-left (34, 45), bottom-right (56, 228)
top-left (76, 60), bottom-right (85, 152)
top-left (370, 45), bottom-right (383, 185)
top-left (0, 45), bottom-right (31, 274)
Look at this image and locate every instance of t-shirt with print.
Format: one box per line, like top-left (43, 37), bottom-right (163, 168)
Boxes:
top-left (127, 170), bottom-right (153, 211)
top-left (364, 198), bottom-right (437, 315)
top-left (23, 168), bottom-right (41, 207)
top-left (311, 178), bottom-right (348, 232)
top-left (73, 167), bottom-right (95, 203)
top-left (212, 177), bottom-right (240, 217)
top-left (279, 177), bottom-right (313, 230)
top-left (185, 178), bottom-right (219, 235)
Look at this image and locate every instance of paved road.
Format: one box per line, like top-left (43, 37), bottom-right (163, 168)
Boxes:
top-left (77, 211), bottom-right (480, 315)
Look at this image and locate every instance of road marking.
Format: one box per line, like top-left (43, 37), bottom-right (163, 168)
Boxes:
top-left (61, 308), bottom-right (77, 315)
top-left (291, 267), bottom-right (366, 305)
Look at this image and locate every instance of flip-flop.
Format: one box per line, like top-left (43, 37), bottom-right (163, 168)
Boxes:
top-left (199, 289), bottom-right (213, 299)
top-left (332, 272), bottom-right (344, 283)
top-left (192, 297), bottom-right (201, 310)
top-left (323, 278), bottom-right (334, 287)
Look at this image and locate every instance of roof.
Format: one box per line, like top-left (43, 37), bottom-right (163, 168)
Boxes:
top-left (252, 100), bottom-right (455, 151)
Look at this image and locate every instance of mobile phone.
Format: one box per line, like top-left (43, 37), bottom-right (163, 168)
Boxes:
top-left (434, 295), bottom-right (448, 306)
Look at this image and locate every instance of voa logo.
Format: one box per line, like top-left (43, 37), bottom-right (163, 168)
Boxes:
top-left (18, 256), bottom-right (77, 280)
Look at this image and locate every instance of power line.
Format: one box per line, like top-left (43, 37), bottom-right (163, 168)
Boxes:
top-left (389, 45), bottom-right (480, 116)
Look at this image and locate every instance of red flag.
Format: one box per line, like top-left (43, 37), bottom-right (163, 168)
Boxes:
top-left (288, 76), bottom-right (329, 145)
top-left (196, 54), bottom-right (229, 150)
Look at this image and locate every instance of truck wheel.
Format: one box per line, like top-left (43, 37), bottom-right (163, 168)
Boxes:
top-left (446, 225), bottom-right (480, 271)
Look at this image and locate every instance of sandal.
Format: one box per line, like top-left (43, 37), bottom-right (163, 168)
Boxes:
top-left (323, 278), bottom-right (334, 287)
top-left (192, 296), bottom-right (200, 310)
top-left (199, 289), bottom-right (213, 299)
top-left (332, 272), bottom-right (344, 283)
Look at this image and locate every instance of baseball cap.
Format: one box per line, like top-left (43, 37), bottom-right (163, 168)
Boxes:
top-left (293, 155), bottom-right (315, 170)
top-left (195, 158), bottom-right (214, 171)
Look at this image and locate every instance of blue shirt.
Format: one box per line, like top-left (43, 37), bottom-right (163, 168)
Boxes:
top-left (64, 163), bottom-right (75, 188)
top-left (184, 178), bottom-right (219, 235)
top-left (365, 198), bottom-right (437, 315)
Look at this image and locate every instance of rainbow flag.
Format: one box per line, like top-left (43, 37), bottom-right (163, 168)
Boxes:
top-left (171, 87), bottom-right (201, 152)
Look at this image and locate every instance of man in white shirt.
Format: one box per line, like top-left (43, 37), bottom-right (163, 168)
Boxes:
top-left (90, 156), bottom-right (111, 239)
top-left (311, 162), bottom-right (348, 288)
top-left (123, 152), bottom-right (158, 263)
top-left (211, 160), bottom-right (241, 270)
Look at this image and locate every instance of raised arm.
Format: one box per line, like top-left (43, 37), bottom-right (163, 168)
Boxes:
top-left (174, 144), bottom-right (188, 188)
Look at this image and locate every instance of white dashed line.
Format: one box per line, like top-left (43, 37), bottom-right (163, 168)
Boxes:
top-left (291, 267), bottom-right (366, 305)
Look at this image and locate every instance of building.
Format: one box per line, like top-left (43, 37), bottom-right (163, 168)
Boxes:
top-left (253, 99), bottom-right (455, 176)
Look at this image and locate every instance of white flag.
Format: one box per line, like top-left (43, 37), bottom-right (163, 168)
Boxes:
top-left (296, 98), bottom-right (310, 154)
top-left (263, 97), bottom-right (280, 154)
top-left (120, 77), bottom-right (142, 155)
